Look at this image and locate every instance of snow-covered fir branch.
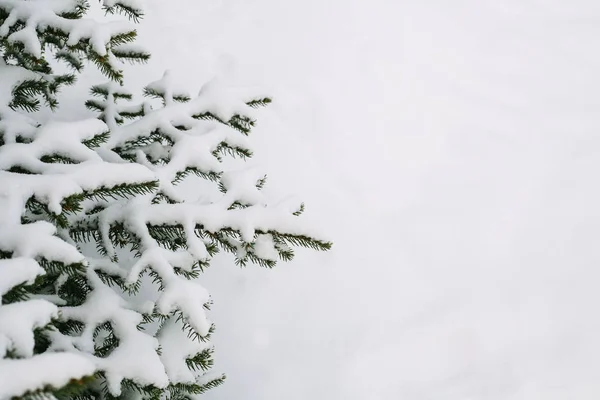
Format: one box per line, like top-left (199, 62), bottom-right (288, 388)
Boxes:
top-left (0, 1), bottom-right (331, 399)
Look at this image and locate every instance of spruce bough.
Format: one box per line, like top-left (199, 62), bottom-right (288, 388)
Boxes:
top-left (0, 1), bottom-right (331, 399)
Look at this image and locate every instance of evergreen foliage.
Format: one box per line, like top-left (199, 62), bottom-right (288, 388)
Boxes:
top-left (0, 1), bottom-right (331, 399)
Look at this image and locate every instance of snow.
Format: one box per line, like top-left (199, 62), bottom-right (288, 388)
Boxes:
top-left (0, 7), bottom-right (170, 392)
top-left (0, 12), bottom-right (321, 393)
top-left (0, 0), bottom-right (135, 58)
top-left (156, 277), bottom-right (211, 337)
top-left (0, 61), bottom-right (44, 106)
top-left (0, 258), bottom-right (95, 398)
top-left (0, 258), bottom-right (44, 296)
top-left (253, 234), bottom-right (278, 261)
top-left (77, 73), bottom-right (331, 395)
top-left (0, 220), bottom-right (83, 264)
top-left (124, 247), bottom-right (212, 338)
top-left (0, 117), bottom-right (155, 215)
top-left (60, 71), bottom-right (305, 391)
top-left (118, 1), bottom-right (600, 399)
top-left (0, 353), bottom-right (95, 399)
top-left (145, 70), bottom-right (191, 105)
top-left (103, 0), bottom-right (144, 14)
top-left (6, 0), bottom-right (599, 398)
top-left (158, 317), bottom-right (210, 384)
top-left (220, 167), bottom-right (266, 207)
top-left (52, 268), bottom-right (170, 395)
top-left (0, 299), bottom-right (57, 358)
top-left (0, 107), bottom-right (38, 144)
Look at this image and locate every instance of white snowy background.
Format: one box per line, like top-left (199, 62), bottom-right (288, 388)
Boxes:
top-left (67, 1), bottom-right (600, 399)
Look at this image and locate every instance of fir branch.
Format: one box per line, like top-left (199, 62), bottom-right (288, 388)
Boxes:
top-left (147, 224), bottom-right (187, 251)
top-left (142, 87), bottom-right (166, 102)
top-left (96, 270), bottom-right (127, 292)
top-left (69, 219), bottom-right (99, 244)
top-left (87, 50), bottom-right (123, 83)
top-left (118, 104), bottom-right (145, 119)
top-left (2, 281), bottom-right (31, 304)
top-left (166, 374), bottom-right (226, 397)
top-left (173, 94), bottom-right (191, 103)
top-left (214, 141), bottom-right (253, 159)
top-left (246, 97), bottom-right (272, 108)
top-left (102, 2), bottom-right (145, 23)
top-left (112, 46), bottom-right (151, 64)
top-left (55, 50), bottom-right (84, 72)
top-left (94, 230), bottom-right (111, 259)
top-left (25, 197), bottom-right (76, 228)
top-left (89, 85), bottom-right (110, 98)
top-left (172, 167), bottom-right (221, 185)
top-left (185, 348), bottom-right (214, 372)
top-left (9, 79), bottom-right (46, 112)
top-left (37, 258), bottom-right (86, 278)
top-left (203, 229), bottom-right (239, 256)
top-left (193, 111), bottom-right (256, 135)
top-left (54, 319), bottom-right (85, 337)
top-left (175, 314), bottom-right (215, 343)
top-left (40, 154), bottom-right (78, 164)
top-left (7, 165), bottom-right (35, 175)
top-left (58, 2), bottom-right (89, 19)
top-left (16, 375), bottom-right (95, 400)
top-left (151, 192), bottom-right (177, 205)
top-left (47, 73), bottom-right (77, 95)
top-left (93, 322), bottom-right (120, 358)
top-left (108, 221), bottom-right (143, 256)
top-left (192, 111), bottom-right (222, 124)
top-left (82, 181), bottom-right (159, 202)
top-left (115, 129), bottom-right (165, 152)
top-left (237, 249), bottom-right (277, 269)
top-left (173, 261), bottom-right (207, 279)
top-left (272, 235), bottom-right (295, 261)
top-left (293, 203), bottom-right (305, 216)
top-left (57, 274), bottom-right (92, 306)
top-left (228, 114), bottom-right (255, 135)
top-left (84, 98), bottom-right (106, 113)
top-left (82, 131), bottom-right (110, 148)
top-left (256, 175), bottom-right (267, 190)
top-left (108, 31), bottom-right (138, 48)
top-left (268, 231), bottom-right (333, 252)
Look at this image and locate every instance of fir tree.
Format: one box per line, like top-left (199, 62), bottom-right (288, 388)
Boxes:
top-left (0, 1), bottom-right (331, 399)
top-left (0, 1), bottom-right (151, 398)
